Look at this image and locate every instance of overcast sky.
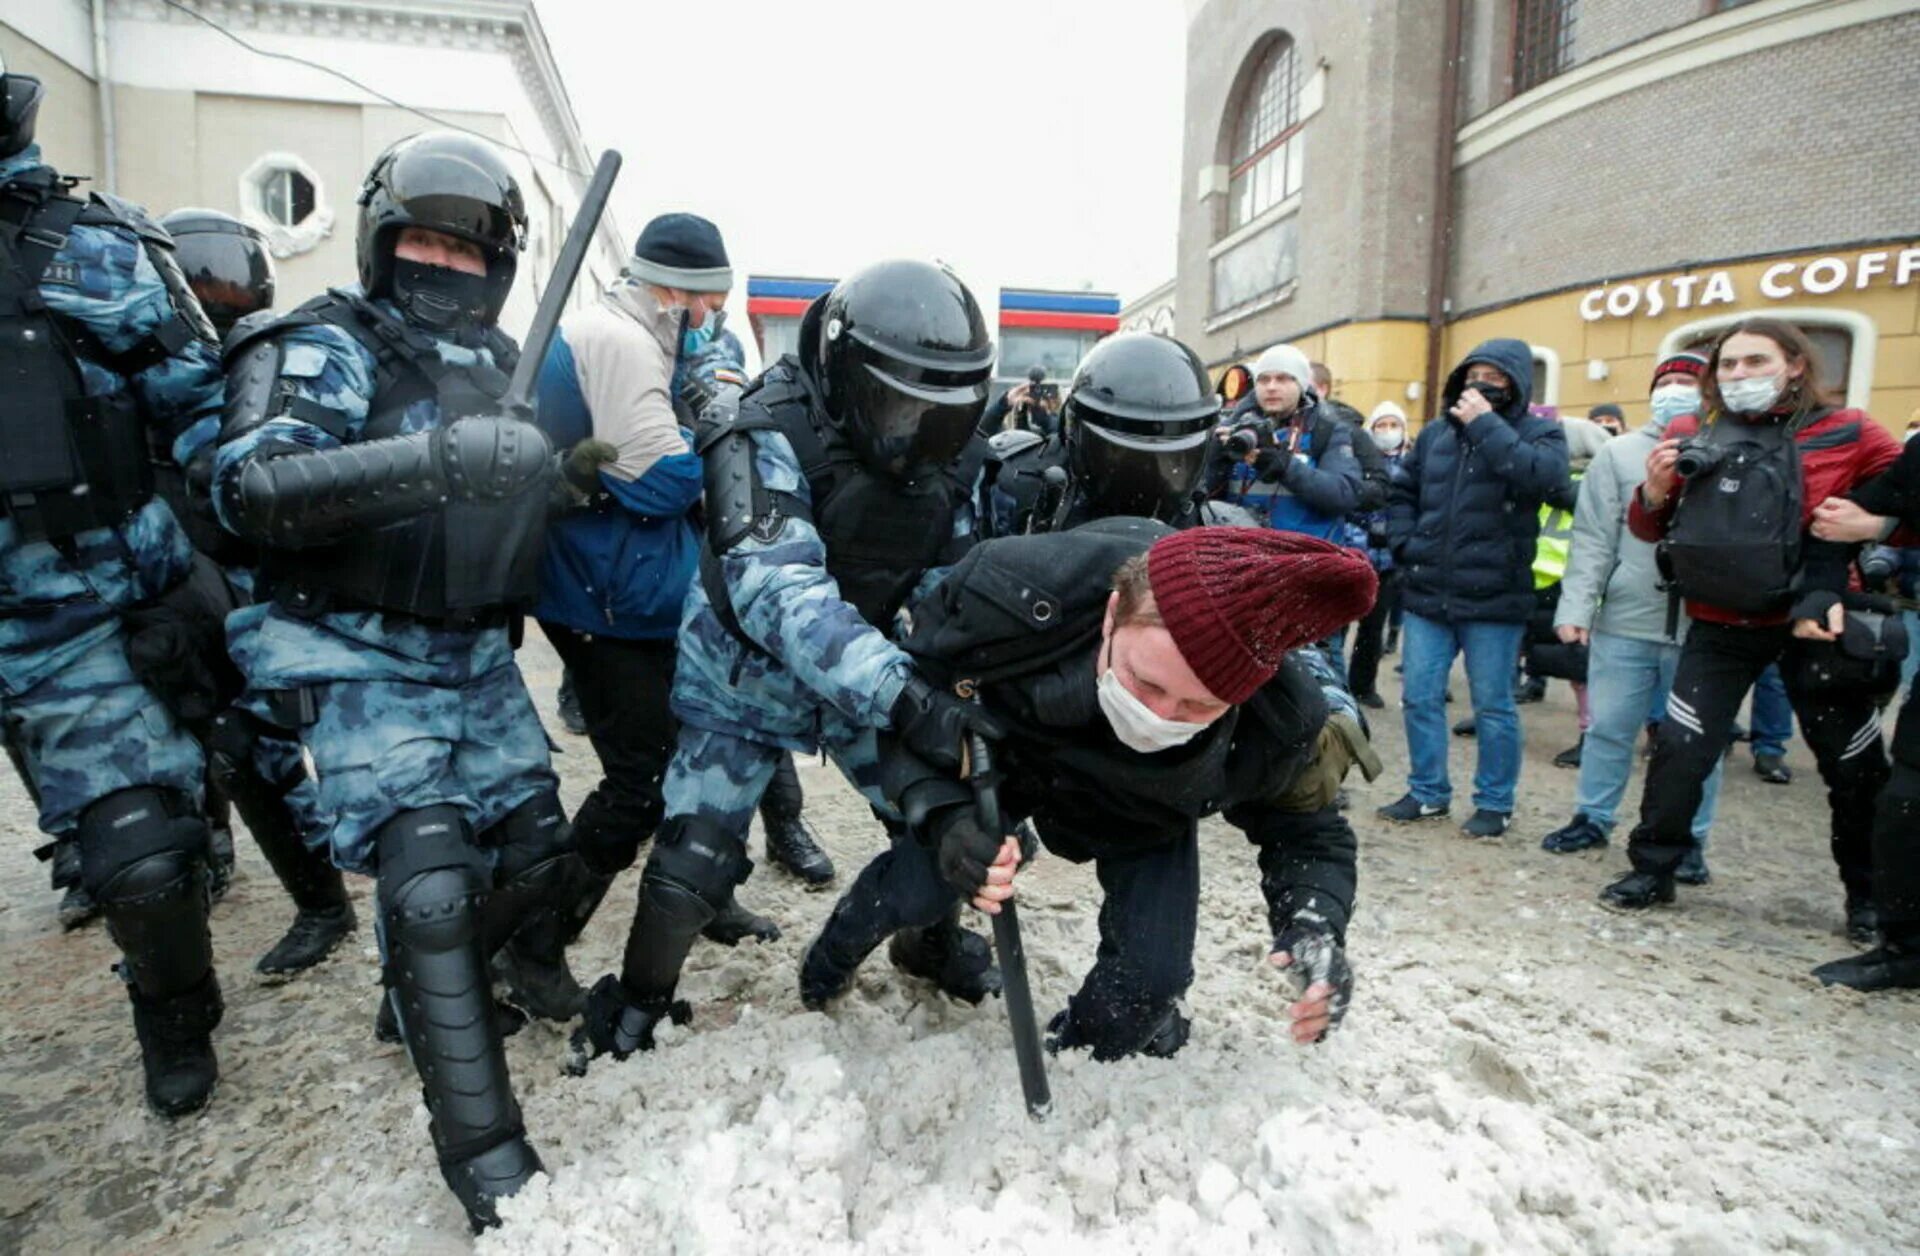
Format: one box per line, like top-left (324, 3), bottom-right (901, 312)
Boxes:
top-left (538, 0), bottom-right (1186, 312)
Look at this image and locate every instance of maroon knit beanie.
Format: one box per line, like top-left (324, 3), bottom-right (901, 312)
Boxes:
top-left (1652, 351), bottom-right (1709, 387)
top-left (1145, 529), bottom-right (1379, 705)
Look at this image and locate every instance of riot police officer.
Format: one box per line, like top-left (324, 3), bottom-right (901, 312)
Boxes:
top-left (570, 258), bottom-right (1004, 1064)
top-left (0, 52), bottom-right (230, 1115)
top-left (210, 131), bottom-right (583, 1231)
top-left (160, 206), bottom-right (356, 978)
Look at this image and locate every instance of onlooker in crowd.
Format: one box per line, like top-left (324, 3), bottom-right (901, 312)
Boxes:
top-left (1590, 403), bottom-right (1626, 438)
top-left (1348, 402), bottom-right (1411, 708)
top-left (1379, 340), bottom-right (1572, 837)
top-left (1207, 344), bottom-right (1364, 540)
top-left (980, 364), bottom-right (1062, 438)
top-left (1542, 352), bottom-right (1720, 879)
top-left (1526, 415), bottom-right (1613, 768)
top-left (1804, 433), bottom-right (1920, 989)
top-left (1599, 318), bottom-right (1898, 938)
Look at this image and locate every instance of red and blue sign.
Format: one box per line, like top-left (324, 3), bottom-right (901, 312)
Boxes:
top-left (746, 276), bottom-right (834, 319)
top-left (998, 289), bottom-right (1119, 333)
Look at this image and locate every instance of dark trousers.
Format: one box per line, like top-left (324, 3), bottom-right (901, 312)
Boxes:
top-left (1873, 688), bottom-right (1920, 947)
top-left (1627, 621), bottom-right (1889, 897)
top-left (834, 824), bottom-right (1199, 1058)
top-left (540, 624), bottom-right (677, 875)
top-left (1348, 568), bottom-right (1401, 699)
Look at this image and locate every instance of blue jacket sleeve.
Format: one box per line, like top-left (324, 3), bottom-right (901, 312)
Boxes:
top-left (598, 446), bottom-right (704, 519)
top-left (1269, 424), bottom-right (1363, 516)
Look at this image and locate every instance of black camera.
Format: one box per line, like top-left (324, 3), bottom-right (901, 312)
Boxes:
top-left (1673, 438), bottom-right (1722, 481)
top-left (1030, 382), bottom-right (1059, 405)
top-left (1226, 418), bottom-right (1273, 458)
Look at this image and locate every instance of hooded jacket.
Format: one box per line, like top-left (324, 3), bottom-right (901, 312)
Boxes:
top-left (531, 282), bottom-right (704, 638)
top-left (1387, 339), bottom-right (1572, 623)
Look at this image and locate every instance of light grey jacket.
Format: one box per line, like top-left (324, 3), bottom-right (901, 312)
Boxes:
top-left (1554, 414), bottom-right (1690, 644)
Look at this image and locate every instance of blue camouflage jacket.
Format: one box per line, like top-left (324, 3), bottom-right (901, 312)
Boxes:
top-left (671, 427), bottom-right (974, 750)
top-left (210, 285), bottom-right (519, 690)
top-left (0, 147), bottom-right (222, 694)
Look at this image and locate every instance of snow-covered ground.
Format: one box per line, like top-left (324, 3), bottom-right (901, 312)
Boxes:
top-left (2, 631), bottom-right (1916, 1254)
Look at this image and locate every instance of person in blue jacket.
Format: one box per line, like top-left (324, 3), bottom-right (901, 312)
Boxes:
top-left (520, 215), bottom-right (833, 1019)
top-left (1205, 342), bottom-right (1363, 539)
top-left (1377, 339), bottom-right (1572, 839)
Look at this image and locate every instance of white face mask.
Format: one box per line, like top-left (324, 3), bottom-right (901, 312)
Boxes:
top-left (1720, 373), bottom-right (1783, 415)
top-left (1649, 384), bottom-right (1700, 424)
top-left (1096, 663), bottom-right (1209, 754)
top-left (1371, 424), bottom-right (1405, 452)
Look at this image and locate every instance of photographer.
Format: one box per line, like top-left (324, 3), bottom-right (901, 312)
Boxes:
top-left (1805, 433), bottom-right (1920, 989)
top-left (1600, 318), bottom-right (1900, 933)
top-left (1379, 340), bottom-right (1570, 838)
top-left (982, 365), bottom-right (1062, 438)
top-left (1206, 344), bottom-right (1363, 540)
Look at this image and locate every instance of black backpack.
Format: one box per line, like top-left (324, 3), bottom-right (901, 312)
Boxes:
top-left (901, 516), bottom-right (1170, 687)
top-left (1657, 412), bottom-right (1856, 616)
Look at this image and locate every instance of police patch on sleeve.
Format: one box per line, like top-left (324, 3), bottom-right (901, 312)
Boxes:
top-left (41, 261), bottom-right (79, 287)
top-left (750, 507), bottom-right (785, 543)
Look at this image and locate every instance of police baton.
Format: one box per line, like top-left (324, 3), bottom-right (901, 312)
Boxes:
top-left (960, 704), bottom-right (1052, 1121)
top-left (503, 149), bottom-right (622, 417)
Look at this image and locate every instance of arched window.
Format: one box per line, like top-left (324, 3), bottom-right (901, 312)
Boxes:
top-left (1226, 35), bottom-right (1304, 233)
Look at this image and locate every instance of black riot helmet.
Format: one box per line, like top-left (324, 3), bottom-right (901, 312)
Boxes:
top-left (355, 131), bottom-right (526, 330)
top-left (1061, 332), bottom-right (1218, 520)
top-left (804, 259), bottom-right (995, 481)
top-left (161, 208), bottom-right (276, 339)
top-left (0, 48), bottom-right (45, 160)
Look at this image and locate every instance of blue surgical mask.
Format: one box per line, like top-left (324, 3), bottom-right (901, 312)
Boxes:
top-left (680, 308), bottom-right (711, 357)
top-left (1649, 384), bottom-right (1700, 425)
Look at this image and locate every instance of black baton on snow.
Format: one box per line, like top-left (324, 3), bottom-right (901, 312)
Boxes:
top-left (964, 722), bottom-right (1052, 1120)
top-left (503, 149), bottom-right (622, 416)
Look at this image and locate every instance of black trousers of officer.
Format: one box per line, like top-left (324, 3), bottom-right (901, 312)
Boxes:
top-left (1627, 620), bottom-right (1891, 895)
top-left (1348, 568), bottom-right (1401, 701)
top-left (1871, 687), bottom-right (1920, 948)
top-left (541, 622), bottom-right (808, 877)
top-left (826, 819), bottom-right (1199, 1060)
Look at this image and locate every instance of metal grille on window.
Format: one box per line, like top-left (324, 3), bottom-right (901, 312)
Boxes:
top-left (1227, 36), bottom-right (1302, 233)
top-left (1512, 0), bottom-right (1577, 96)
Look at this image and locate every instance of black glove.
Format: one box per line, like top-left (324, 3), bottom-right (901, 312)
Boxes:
top-left (1269, 908), bottom-right (1353, 1042)
top-left (931, 804), bottom-right (1003, 897)
top-left (889, 675), bottom-right (1007, 771)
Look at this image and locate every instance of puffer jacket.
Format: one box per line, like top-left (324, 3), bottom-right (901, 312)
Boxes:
top-left (1388, 339), bottom-right (1572, 623)
top-left (532, 282), bottom-right (704, 639)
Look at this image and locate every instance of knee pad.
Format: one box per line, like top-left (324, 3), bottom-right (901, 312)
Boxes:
top-left (645, 815), bottom-right (747, 914)
top-left (382, 863), bottom-right (488, 953)
top-left (77, 788), bottom-right (208, 900)
top-left (481, 792), bottom-right (572, 883)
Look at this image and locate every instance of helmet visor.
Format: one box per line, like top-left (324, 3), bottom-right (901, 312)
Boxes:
top-left (841, 360), bottom-right (987, 480)
top-left (175, 231), bottom-right (275, 328)
top-left (384, 149), bottom-right (524, 255)
top-left (1070, 423), bottom-right (1211, 520)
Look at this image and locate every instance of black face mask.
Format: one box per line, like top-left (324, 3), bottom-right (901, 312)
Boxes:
top-left (1465, 380), bottom-right (1512, 412)
top-left (391, 258), bottom-right (490, 333)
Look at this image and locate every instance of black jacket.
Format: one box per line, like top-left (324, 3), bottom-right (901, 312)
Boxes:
top-left (885, 520), bottom-right (1358, 934)
top-left (1387, 339), bottom-right (1572, 623)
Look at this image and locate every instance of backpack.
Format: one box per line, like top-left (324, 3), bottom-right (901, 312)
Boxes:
top-left (1657, 412), bottom-right (1854, 616)
top-left (900, 516), bottom-right (1170, 687)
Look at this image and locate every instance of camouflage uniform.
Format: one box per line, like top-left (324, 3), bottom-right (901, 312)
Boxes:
top-left (0, 143), bottom-right (229, 1113)
top-left (211, 287), bottom-right (558, 874)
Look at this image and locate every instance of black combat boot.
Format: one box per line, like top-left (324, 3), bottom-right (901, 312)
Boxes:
top-left (250, 821), bottom-right (356, 977)
top-left (701, 893), bottom-right (781, 945)
top-left (569, 974), bottom-right (691, 1070)
top-left (493, 862), bottom-right (612, 1022)
top-left (1599, 870), bottom-right (1676, 911)
top-left (127, 972), bottom-right (223, 1116)
top-left (759, 755), bottom-right (834, 885)
top-left (50, 838), bottom-right (98, 930)
top-left (888, 910), bottom-right (1002, 1005)
top-left (1812, 941), bottom-right (1920, 991)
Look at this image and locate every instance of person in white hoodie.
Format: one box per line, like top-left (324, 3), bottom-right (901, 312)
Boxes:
top-left (1540, 352), bottom-right (1719, 879)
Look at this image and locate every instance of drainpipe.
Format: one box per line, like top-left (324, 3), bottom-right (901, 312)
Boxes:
top-left (1421, 0), bottom-right (1465, 420)
top-left (90, 0), bottom-right (116, 195)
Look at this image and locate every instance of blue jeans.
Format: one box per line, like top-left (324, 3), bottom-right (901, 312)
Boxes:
top-left (1901, 610), bottom-right (1920, 701)
top-left (1575, 630), bottom-right (1718, 844)
top-left (1749, 663), bottom-right (1794, 759)
top-left (1401, 612), bottom-right (1526, 813)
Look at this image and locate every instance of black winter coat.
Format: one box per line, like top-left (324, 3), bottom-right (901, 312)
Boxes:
top-left (1388, 338), bottom-right (1572, 623)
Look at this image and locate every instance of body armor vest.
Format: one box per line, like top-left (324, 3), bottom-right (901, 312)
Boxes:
top-left (0, 170), bottom-right (170, 543)
top-left (239, 291), bottom-right (541, 624)
top-left (736, 362), bottom-right (980, 633)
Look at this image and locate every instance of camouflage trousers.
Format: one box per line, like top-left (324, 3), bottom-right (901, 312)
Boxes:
top-left (663, 717), bottom-right (892, 845)
top-left (0, 626), bottom-right (204, 835)
top-left (257, 661), bottom-right (559, 874)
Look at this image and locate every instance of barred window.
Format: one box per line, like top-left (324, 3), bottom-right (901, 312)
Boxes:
top-left (1512, 0), bottom-right (1578, 95)
top-left (1226, 35), bottom-right (1304, 232)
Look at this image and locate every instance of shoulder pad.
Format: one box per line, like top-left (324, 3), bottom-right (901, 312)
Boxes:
top-left (220, 336), bottom-right (284, 444)
top-left (222, 309), bottom-right (281, 358)
top-left (988, 428), bottom-right (1045, 461)
top-left (82, 192), bottom-right (173, 246)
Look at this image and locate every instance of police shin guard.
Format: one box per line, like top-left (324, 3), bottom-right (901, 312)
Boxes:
top-left (570, 818), bottom-right (740, 1068)
top-left (482, 794), bottom-right (599, 1023)
top-left (374, 806), bottom-right (542, 1233)
top-left (79, 788), bottom-right (222, 1117)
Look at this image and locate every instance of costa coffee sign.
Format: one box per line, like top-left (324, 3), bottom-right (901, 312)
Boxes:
top-left (1580, 246), bottom-right (1920, 322)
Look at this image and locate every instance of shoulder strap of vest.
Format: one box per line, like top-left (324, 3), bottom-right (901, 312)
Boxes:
top-left (0, 170), bottom-right (87, 307)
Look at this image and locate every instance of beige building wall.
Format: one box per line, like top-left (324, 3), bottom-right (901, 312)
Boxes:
top-left (0, 27), bottom-right (99, 177)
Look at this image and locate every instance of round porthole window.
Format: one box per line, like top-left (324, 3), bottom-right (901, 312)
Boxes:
top-left (238, 152), bottom-right (334, 258)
